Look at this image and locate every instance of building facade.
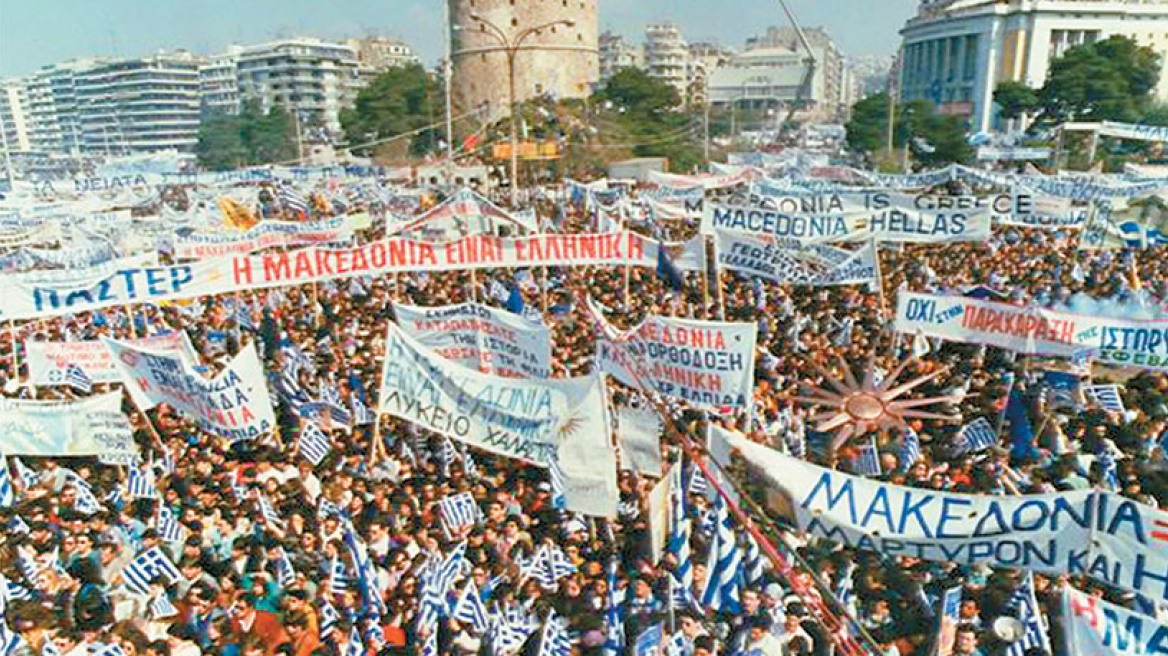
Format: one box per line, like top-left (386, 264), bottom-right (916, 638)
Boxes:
top-left (24, 59), bottom-right (98, 155)
top-left (0, 80), bottom-right (31, 153)
top-left (199, 47), bottom-right (243, 117)
top-left (343, 38), bottom-right (419, 71)
top-left (899, 0), bottom-right (1168, 133)
top-left (448, 0), bottom-right (599, 114)
top-left (599, 31), bottom-right (641, 82)
top-left (235, 38), bottom-right (365, 138)
top-left (644, 24), bottom-right (689, 100)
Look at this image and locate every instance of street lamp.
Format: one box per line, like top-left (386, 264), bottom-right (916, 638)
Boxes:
top-left (466, 12), bottom-right (576, 208)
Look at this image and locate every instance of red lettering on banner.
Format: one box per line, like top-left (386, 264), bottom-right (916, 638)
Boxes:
top-left (240, 405), bottom-right (255, 423)
top-left (580, 235), bottom-right (597, 260)
top-left (628, 233), bottom-right (644, 261)
top-left (294, 251), bottom-right (314, 278)
top-left (515, 238), bottom-right (528, 261)
top-left (232, 257), bottom-right (253, 285)
top-left (444, 242), bottom-right (460, 265)
top-left (370, 243), bottom-right (386, 269)
top-left (334, 251), bottom-right (349, 275)
top-left (464, 237), bottom-right (480, 265)
top-left (264, 252), bottom-right (291, 281)
top-left (351, 247), bottom-right (370, 272)
top-left (529, 237), bottom-right (545, 261)
top-left (418, 243), bottom-right (437, 266)
top-left (545, 235), bottom-right (562, 261)
top-left (562, 235), bottom-right (578, 261)
top-left (315, 250), bottom-right (335, 276)
top-left (1070, 592), bottom-right (1100, 628)
top-left (387, 240), bottom-right (408, 266)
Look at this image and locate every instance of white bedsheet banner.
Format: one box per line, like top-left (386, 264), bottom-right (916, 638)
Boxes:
top-left (1063, 586), bottom-right (1168, 655)
top-left (26, 332), bottom-right (198, 385)
top-left (393, 302), bottom-right (551, 378)
top-left (0, 393), bottom-right (137, 463)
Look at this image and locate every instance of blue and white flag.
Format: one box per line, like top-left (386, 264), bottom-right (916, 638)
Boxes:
top-left (319, 599), bottom-right (339, 639)
top-left (742, 533), bottom-right (767, 586)
top-left (451, 581), bottom-right (490, 634)
top-left (957, 417), bottom-right (997, 453)
top-left (701, 496), bottom-right (742, 613)
top-left (343, 626), bottom-right (362, 656)
top-left (149, 592), bottom-right (178, 619)
top-left (1083, 384), bottom-right (1125, 413)
top-left (47, 363), bottom-right (93, 394)
top-left (853, 439), bottom-right (882, 477)
top-left (351, 392), bottom-right (374, 426)
top-left (438, 492), bottom-right (480, 535)
top-left (1098, 451), bottom-right (1120, 491)
top-left (603, 559), bottom-right (625, 656)
top-left (0, 456), bottom-right (14, 508)
top-left (538, 609), bottom-right (572, 656)
top-left (273, 546), bottom-right (296, 588)
top-left (667, 464), bottom-right (696, 610)
top-left (157, 506), bottom-right (183, 543)
top-left (298, 422), bottom-right (332, 466)
top-left (126, 466), bottom-right (156, 499)
top-left (547, 454), bottom-right (567, 510)
top-left (257, 493), bottom-right (284, 529)
top-left (120, 546), bottom-right (182, 595)
top-left (900, 426), bottom-right (922, 470)
top-left (1004, 572), bottom-right (1050, 656)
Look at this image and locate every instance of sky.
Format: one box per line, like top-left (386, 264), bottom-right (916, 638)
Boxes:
top-left (0, 0), bottom-right (917, 77)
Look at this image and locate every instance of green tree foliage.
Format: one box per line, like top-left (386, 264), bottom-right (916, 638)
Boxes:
top-left (993, 81), bottom-right (1040, 120)
top-left (845, 93), bottom-right (971, 165)
top-left (587, 68), bottom-right (703, 172)
top-left (196, 101), bottom-right (297, 171)
top-left (594, 67), bottom-right (681, 118)
top-left (340, 64), bottom-right (442, 157)
top-left (1041, 36), bottom-right (1162, 122)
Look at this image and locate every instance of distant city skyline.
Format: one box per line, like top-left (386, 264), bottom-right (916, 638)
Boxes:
top-left (0, 0), bottom-right (915, 77)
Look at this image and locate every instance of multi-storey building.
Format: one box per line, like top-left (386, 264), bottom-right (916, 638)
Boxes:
top-left (343, 38), bottom-right (419, 71)
top-left (899, 0), bottom-right (1168, 132)
top-left (74, 51), bottom-right (203, 155)
top-left (0, 80), bottom-right (31, 153)
top-left (686, 42), bottom-right (735, 106)
top-left (24, 59), bottom-right (98, 155)
top-left (235, 38), bottom-right (365, 138)
top-left (599, 31), bottom-right (641, 82)
top-left (199, 47), bottom-right (243, 117)
top-left (644, 24), bottom-right (689, 100)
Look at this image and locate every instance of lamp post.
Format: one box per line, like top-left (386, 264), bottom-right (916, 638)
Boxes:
top-left (467, 12), bottom-right (575, 208)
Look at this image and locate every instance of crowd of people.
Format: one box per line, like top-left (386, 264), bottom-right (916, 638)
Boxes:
top-left (0, 168), bottom-right (1164, 656)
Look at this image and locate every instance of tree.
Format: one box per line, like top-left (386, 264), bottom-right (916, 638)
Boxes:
top-left (196, 101), bottom-right (297, 171)
top-left (340, 64), bottom-right (442, 157)
top-left (584, 69), bottom-right (702, 172)
top-left (845, 92), bottom-right (891, 155)
top-left (844, 93), bottom-right (971, 166)
top-left (593, 67), bottom-right (681, 117)
top-left (993, 81), bottom-right (1039, 120)
top-left (1041, 36), bottom-right (1162, 122)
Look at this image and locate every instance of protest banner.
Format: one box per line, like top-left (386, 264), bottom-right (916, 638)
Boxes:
top-left (649, 168), bottom-right (755, 189)
top-left (554, 374), bottom-right (618, 519)
top-left (648, 473), bottom-right (670, 564)
top-left (393, 302), bottom-right (551, 378)
top-left (174, 216), bottom-right (360, 259)
top-left (975, 147), bottom-right (1053, 161)
top-left (713, 230), bottom-right (877, 287)
top-left (702, 190), bottom-right (992, 244)
top-left (728, 433), bottom-right (1168, 602)
top-left (0, 393), bottom-right (137, 463)
top-left (894, 291), bottom-right (1168, 370)
top-left (0, 231), bottom-right (700, 321)
top-left (377, 322), bottom-right (608, 467)
top-left (615, 406), bottom-right (663, 476)
top-left (104, 339), bottom-right (276, 442)
top-left (936, 586), bottom-right (963, 656)
top-left (1098, 121), bottom-right (1168, 143)
top-left (27, 332), bottom-right (198, 385)
top-left (592, 298), bottom-right (757, 408)
top-left (992, 189), bottom-right (1088, 229)
top-left (1063, 586), bottom-right (1168, 656)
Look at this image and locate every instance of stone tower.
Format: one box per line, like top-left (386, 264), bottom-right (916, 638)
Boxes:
top-left (449, 0), bottom-right (599, 114)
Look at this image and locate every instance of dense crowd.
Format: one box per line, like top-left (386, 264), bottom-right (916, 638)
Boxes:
top-left (0, 174), bottom-right (1165, 656)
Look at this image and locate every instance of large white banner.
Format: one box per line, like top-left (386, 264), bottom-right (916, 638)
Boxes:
top-left (26, 332), bottom-right (198, 385)
top-left (1063, 586), bottom-right (1168, 655)
top-left (1098, 121), bottom-right (1168, 143)
top-left (104, 339), bottom-right (276, 442)
top-left (378, 321), bottom-right (609, 467)
top-left (715, 231), bottom-right (877, 287)
top-left (174, 216), bottom-right (359, 259)
top-left (895, 291), bottom-right (1168, 370)
top-left (592, 300), bottom-right (757, 408)
top-left (0, 393), bottom-right (137, 463)
top-left (555, 374), bottom-right (619, 519)
top-left (993, 189), bottom-right (1088, 229)
top-left (702, 190), bottom-right (992, 243)
top-left (393, 302), bottom-right (551, 378)
top-left (0, 231), bottom-right (694, 321)
top-left (616, 406), bottom-right (663, 476)
top-left (730, 434), bottom-right (1168, 602)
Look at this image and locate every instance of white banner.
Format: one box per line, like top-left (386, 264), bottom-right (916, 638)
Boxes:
top-left (377, 321), bottom-right (609, 467)
top-left (174, 216), bottom-right (359, 259)
top-left (0, 393), bottom-right (137, 463)
top-left (895, 291), bottom-right (1168, 370)
top-left (104, 339), bottom-right (276, 442)
top-left (993, 188), bottom-right (1088, 229)
top-left (1063, 586), bottom-right (1168, 655)
top-left (393, 302), bottom-right (551, 378)
top-left (730, 434), bottom-right (1168, 602)
top-left (593, 300), bottom-right (757, 408)
top-left (976, 146), bottom-right (1053, 161)
top-left (1098, 121), bottom-right (1168, 143)
top-left (702, 190), bottom-right (992, 243)
top-left (556, 374), bottom-right (618, 519)
top-left (26, 332), bottom-right (198, 385)
top-left (616, 406), bottom-right (663, 476)
top-left (0, 231), bottom-right (693, 321)
top-left (714, 231), bottom-right (876, 286)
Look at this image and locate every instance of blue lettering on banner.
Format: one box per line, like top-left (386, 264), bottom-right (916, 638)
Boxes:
top-left (710, 207), bottom-right (849, 239)
top-left (32, 266), bottom-right (194, 313)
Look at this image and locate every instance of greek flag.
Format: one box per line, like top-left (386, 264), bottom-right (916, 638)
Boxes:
top-left (157, 506), bottom-right (183, 543)
top-left (345, 528), bottom-right (386, 616)
top-left (319, 599), bottom-right (339, 639)
top-left (65, 472), bottom-right (102, 515)
top-left (664, 632), bottom-right (689, 656)
top-left (900, 426), bottom-right (922, 470)
top-left (1004, 572), bottom-right (1050, 656)
top-left (274, 546), bottom-right (296, 588)
top-left (363, 618), bottom-right (385, 652)
top-left (48, 363), bottom-right (92, 394)
top-left (18, 547), bottom-right (48, 589)
top-left (421, 630), bottom-right (438, 656)
top-left (5, 579), bottom-right (31, 602)
top-left (667, 465), bottom-right (695, 610)
top-left (547, 454), bottom-right (567, 510)
top-left (686, 464), bottom-right (708, 498)
top-left (11, 458), bottom-right (34, 492)
top-left (279, 185), bottom-right (311, 215)
top-left (343, 626), bottom-right (362, 656)
top-left (742, 533), bottom-right (767, 586)
top-left (149, 592), bottom-right (178, 619)
top-left (452, 581), bottom-right (490, 634)
top-left (298, 422), bottom-right (332, 465)
top-left (1083, 384), bottom-right (1125, 413)
top-left (126, 466), bottom-right (156, 499)
top-left (438, 492), bottom-right (481, 534)
top-left (234, 303), bottom-right (256, 331)
top-left (257, 493), bottom-right (284, 529)
top-left (0, 623), bottom-right (27, 656)
top-left (493, 606), bottom-right (539, 654)
top-left (91, 645), bottom-right (127, 656)
top-left (701, 496), bottom-right (742, 613)
top-left (537, 610), bottom-right (571, 656)
top-left (912, 329), bottom-right (931, 358)
top-left (0, 456), bottom-right (14, 508)
top-left (350, 392), bottom-right (374, 426)
top-left (432, 541), bottom-right (467, 600)
top-left (958, 418), bottom-right (997, 453)
top-left (603, 559), bottom-right (625, 656)
top-left (1098, 451), bottom-right (1120, 491)
top-left (120, 546), bottom-right (182, 595)
top-left (853, 439), bottom-right (882, 477)
top-left (835, 561), bottom-right (857, 615)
